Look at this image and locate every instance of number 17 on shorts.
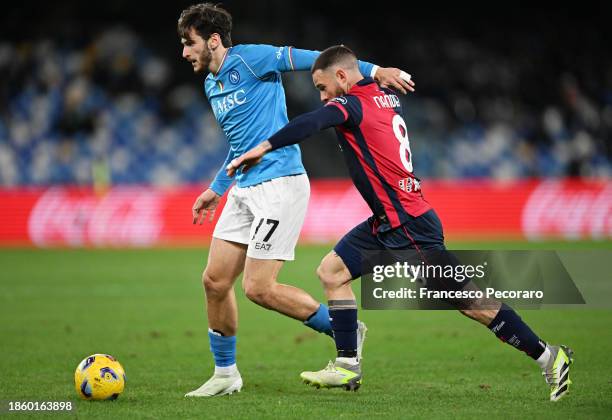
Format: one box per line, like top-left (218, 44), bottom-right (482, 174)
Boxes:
top-left (214, 174), bottom-right (310, 261)
top-left (251, 218), bottom-right (279, 251)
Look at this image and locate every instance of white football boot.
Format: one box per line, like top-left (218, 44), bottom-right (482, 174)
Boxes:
top-left (185, 371), bottom-right (243, 397)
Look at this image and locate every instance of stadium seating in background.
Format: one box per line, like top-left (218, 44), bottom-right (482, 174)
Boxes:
top-left (0, 26), bottom-right (610, 187)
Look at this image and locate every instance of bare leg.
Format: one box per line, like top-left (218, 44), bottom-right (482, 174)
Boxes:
top-left (202, 238), bottom-right (247, 336)
top-left (184, 239), bottom-right (246, 397)
top-left (314, 251), bottom-right (501, 325)
top-left (316, 251), bottom-right (361, 365)
top-left (242, 257), bottom-right (320, 321)
top-left (316, 251), bottom-right (355, 300)
top-left (454, 281), bottom-right (502, 325)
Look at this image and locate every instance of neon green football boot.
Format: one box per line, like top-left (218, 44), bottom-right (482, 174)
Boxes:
top-left (300, 360), bottom-right (362, 391)
top-left (542, 345), bottom-right (574, 402)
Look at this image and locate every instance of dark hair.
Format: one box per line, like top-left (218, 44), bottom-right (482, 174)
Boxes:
top-left (178, 3), bottom-right (233, 47)
top-left (311, 45), bottom-right (357, 73)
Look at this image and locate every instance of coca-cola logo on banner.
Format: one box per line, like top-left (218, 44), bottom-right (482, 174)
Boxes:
top-left (28, 188), bottom-right (163, 247)
top-left (522, 180), bottom-right (612, 240)
top-left (0, 179), bottom-right (608, 247)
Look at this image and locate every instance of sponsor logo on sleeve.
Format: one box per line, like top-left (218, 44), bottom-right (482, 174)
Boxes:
top-left (276, 47), bottom-right (284, 60)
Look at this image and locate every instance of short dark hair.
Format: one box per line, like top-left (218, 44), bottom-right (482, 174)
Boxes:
top-left (178, 3), bottom-right (233, 47)
top-left (311, 45), bottom-right (358, 73)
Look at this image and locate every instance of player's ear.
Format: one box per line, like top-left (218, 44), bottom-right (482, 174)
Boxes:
top-left (207, 33), bottom-right (220, 50)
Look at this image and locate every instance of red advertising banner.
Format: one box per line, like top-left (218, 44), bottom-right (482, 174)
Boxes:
top-left (0, 179), bottom-right (610, 247)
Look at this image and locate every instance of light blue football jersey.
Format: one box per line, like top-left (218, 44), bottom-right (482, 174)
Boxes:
top-left (205, 44), bottom-right (376, 195)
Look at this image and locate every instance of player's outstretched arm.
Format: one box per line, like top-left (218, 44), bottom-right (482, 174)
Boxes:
top-left (242, 45), bottom-right (415, 94)
top-left (288, 48), bottom-right (415, 94)
top-left (374, 68), bottom-right (414, 94)
top-left (226, 105), bottom-right (346, 177)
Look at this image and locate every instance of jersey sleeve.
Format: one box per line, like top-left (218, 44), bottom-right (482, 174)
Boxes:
top-left (237, 44), bottom-right (295, 78)
top-left (325, 95), bottom-right (363, 127)
top-left (268, 105), bottom-right (347, 150)
top-left (239, 44), bottom-right (378, 78)
top-left (288, 48), bottom-right (378, 77)
top-left (209, 149), bottom-right (235, 196)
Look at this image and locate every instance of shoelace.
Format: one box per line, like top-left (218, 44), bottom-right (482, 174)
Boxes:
top-left (323, 361), bottom-right (337, 372)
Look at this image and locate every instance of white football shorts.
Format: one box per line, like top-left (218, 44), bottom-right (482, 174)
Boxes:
top-left (213, 174), bottom-right (310, 260)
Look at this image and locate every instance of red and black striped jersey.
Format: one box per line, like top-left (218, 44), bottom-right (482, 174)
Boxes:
top-left (325, 78), bottom-right (431, 232)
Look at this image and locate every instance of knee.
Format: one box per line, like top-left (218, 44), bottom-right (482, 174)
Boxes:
top-left (316, 261), bottom-right (347, 291)
top-left (242, 277), bottom-right (273, 307)
top-left (202, 270), bottom-right (232, 298)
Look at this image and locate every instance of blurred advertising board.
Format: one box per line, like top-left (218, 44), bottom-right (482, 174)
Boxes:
top-left (0, 179), bottom-right (609, 247)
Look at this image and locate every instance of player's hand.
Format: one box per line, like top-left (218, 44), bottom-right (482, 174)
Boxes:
top-left (192, 188), bottom-right (221, 224)
top-left (374, 67), bottom-right (415, 94)
top-left (226, 142), bottom-right (271, 177)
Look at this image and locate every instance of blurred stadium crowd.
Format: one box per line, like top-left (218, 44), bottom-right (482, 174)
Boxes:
top-left (1, 2), bottom-right (610, 186)
top-left (0, 28), bottom-right (227, 187)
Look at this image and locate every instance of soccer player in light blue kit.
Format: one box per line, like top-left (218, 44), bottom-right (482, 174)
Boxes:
top-left (178, 3), bottom-right (415, 397)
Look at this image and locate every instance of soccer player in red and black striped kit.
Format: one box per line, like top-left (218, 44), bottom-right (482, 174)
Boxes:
top-left (227, 45), bottom-right (573, 401)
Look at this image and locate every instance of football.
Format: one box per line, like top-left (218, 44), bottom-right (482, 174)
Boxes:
top-left (74, 354), bottom-right (126, 400)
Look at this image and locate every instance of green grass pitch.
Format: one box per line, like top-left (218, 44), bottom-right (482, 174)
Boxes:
top-left (1, 241), bottom-right (611, 419)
